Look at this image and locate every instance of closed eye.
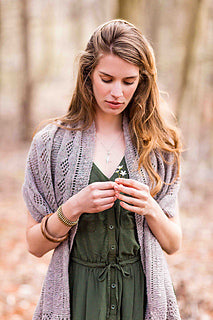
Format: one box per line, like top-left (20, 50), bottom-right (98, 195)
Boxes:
top-left (123, 81), bottom-right (135, 85)
top-left (101, 78), bottom-right (112, 83)
top-left (101, 78), bottom-right (135, 85)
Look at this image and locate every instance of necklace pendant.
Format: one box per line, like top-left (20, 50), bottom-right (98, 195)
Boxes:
top-left (106, 152), bottom-right (110, 164)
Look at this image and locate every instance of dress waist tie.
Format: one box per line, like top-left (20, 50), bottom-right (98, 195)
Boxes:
top-left (71, 255), bottom-right (140, 317)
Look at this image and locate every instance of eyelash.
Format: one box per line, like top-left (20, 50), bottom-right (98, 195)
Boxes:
top-left (101, 79), bottom-right (134, 85)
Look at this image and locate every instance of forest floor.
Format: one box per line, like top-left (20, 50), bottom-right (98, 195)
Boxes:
top-left (0, 140), bottom-right (212, 320)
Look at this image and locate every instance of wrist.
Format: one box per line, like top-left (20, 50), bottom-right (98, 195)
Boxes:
top-left (145, 197), bottom-right (162, 220)
top-left (62, 197), bottom-right (82, 221)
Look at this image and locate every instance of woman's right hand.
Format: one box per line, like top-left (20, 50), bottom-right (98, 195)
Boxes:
top-left (63, 181), bottom-right (117, 220)
top-left (26, 181), bottom-right (116, 258)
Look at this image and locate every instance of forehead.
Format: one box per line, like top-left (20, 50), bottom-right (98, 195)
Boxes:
top-left (95, 54), bottom-right (139, 77)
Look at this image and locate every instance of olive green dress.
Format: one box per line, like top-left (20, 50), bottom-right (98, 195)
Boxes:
top-left (69, 158), bottom-right (146, 320)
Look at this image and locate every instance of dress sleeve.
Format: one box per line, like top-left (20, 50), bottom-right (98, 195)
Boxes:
top-left (22, 125), bottom-right (58, 222)
top-left (154, 151), bottom-right (181, 218)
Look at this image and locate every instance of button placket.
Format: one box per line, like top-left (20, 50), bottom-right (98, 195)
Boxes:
top-left (107, 205), bottom-right (118, 316)
top-left (108, 206), bottom-right (117, 260)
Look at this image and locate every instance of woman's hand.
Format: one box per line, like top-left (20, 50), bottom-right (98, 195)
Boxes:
top-left (114, 178), bottom-right (157, 217)
top-left (114, 178), bottom-right (182, 255)
top-left (63, 181), bottom-right (117, 219)
top-left (26, 181), bottom-right (117, 258)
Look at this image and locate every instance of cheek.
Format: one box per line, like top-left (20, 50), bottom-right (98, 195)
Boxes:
top-left (126, 85), bottom-right (138, 100)
top-left (93, 81), bottom-right (108, 99)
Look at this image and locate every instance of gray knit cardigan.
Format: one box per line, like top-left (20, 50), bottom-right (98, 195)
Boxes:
top-left (23, 116), bottom-right (181, 320)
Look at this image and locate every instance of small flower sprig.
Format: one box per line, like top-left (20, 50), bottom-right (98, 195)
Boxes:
top-left (115, 165), bottom-right (126, 215)
top-left (115, 165), bottom-right (127, 178)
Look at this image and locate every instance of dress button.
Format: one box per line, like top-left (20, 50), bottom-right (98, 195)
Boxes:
top-left (111, 304), bottom-right (116, 310)
top-left (109, 225), bottom-right (114, 230)
top-left (111, 283), bottom-right (116, 289)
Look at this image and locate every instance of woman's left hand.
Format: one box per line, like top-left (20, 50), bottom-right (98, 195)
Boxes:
top-left (114, 178), bottom-right (158, 217)
top-left (114, 178), bottom-right (182, 255)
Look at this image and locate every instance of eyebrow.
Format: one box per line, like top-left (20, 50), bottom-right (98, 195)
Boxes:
top-left (99, 71), bottom-right (138, 79)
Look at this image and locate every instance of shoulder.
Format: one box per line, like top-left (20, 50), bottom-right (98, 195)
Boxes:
top-left (32, 122), bottom-right (78, 149)
top-left (26, 123), bottom-right (60, 167)
top-left (32, 123), bottom-right (59, 146)
top-left (151, 148), bottom-right (178, 180)
top-left (30, 123), bottom-right (82, 168)
top-left (151, 148), bottom-right (174, 165)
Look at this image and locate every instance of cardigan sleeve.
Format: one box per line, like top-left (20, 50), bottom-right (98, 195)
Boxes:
top-left (154, 150), bottom-right (181, 218)
top-left (22, 125), bottom-right (58, 222)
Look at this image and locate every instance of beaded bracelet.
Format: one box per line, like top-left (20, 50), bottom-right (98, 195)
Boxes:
top-left (41, 213), bottom-right (69, 243)
top-left (57, 205), bottom-right (79, 228)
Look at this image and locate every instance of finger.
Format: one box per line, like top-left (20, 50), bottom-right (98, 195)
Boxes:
top-left (96, 202), bottom-right (114, 212)
top-left (115, 178), bottom-right (149, 192)
top-left (94, 196), bottom-right (116, 207)
top-left (119, 201), bottom-right (144, 215)
top-left (117, 193), bottom-right (146, 207)
top-left (115, 184), bottom-right (148, 200)
top-left (93, 197), bottom-right (116, 212)
top-left (99, 189), bottom-right (116, 198)
top-left (91, 181), bottom-right (116, 190)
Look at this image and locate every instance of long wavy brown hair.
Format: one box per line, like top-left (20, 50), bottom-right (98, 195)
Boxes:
top-left (53, 19), bottom-right (182, 196)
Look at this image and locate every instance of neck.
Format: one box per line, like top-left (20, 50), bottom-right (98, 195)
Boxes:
top-left (95, 113), bottom-right (123, 135)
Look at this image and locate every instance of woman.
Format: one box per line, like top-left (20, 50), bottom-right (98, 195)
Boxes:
top-left (23, 19), bottom-right (182, 320)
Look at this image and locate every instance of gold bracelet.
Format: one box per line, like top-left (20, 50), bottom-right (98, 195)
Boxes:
top-left (57, 205), bottom-right (79, 228)
top-left (41, 213), bottom-right (69, 243)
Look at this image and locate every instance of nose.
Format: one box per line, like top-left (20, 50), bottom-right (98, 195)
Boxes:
top-left (110, 81), bottom-right (123, 98)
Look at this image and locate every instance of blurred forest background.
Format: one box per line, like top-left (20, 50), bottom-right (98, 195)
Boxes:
top-left (0, 0), bottom-right (212, 319)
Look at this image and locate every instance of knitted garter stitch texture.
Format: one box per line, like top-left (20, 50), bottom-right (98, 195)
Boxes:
top-left (23, 116), bottom-right (181, 320)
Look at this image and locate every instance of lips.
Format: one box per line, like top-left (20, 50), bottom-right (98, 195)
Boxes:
top-left (105, 100), bottom-right (125, 110)
top-left (106, 100), bottom-right (124, 105)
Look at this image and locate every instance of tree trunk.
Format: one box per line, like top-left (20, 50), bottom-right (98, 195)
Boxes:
top-left (141, 0), bottom-right (161, 56)
top-left (116, 0), bottom-right (142, 26)
top-left (20, 0), bottom-right (32, 141)
top-left (176, 0), bottom-right (204, 163)
top-left (70, 0), bottom-right (84, 52)
top-left (0, 0), bottom-right (2, 113)
top-left (38, 5), bottom-right (54, 82)
top-left (176, 0), bottom-right (203, 120)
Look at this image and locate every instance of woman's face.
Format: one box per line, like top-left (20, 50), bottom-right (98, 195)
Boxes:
top-left (91, 54), bottom-right (139, 117)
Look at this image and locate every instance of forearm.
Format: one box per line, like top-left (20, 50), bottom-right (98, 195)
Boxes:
top-left (26, 200), bottom-right (81, 257)
top-left (145, 200), bottom-right (182, 255)
top-left (26, 215), bottom-right (62, 257)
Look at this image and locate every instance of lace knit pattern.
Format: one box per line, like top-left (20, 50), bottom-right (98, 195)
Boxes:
top-left (23, 116), bottom-right (181, 320)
